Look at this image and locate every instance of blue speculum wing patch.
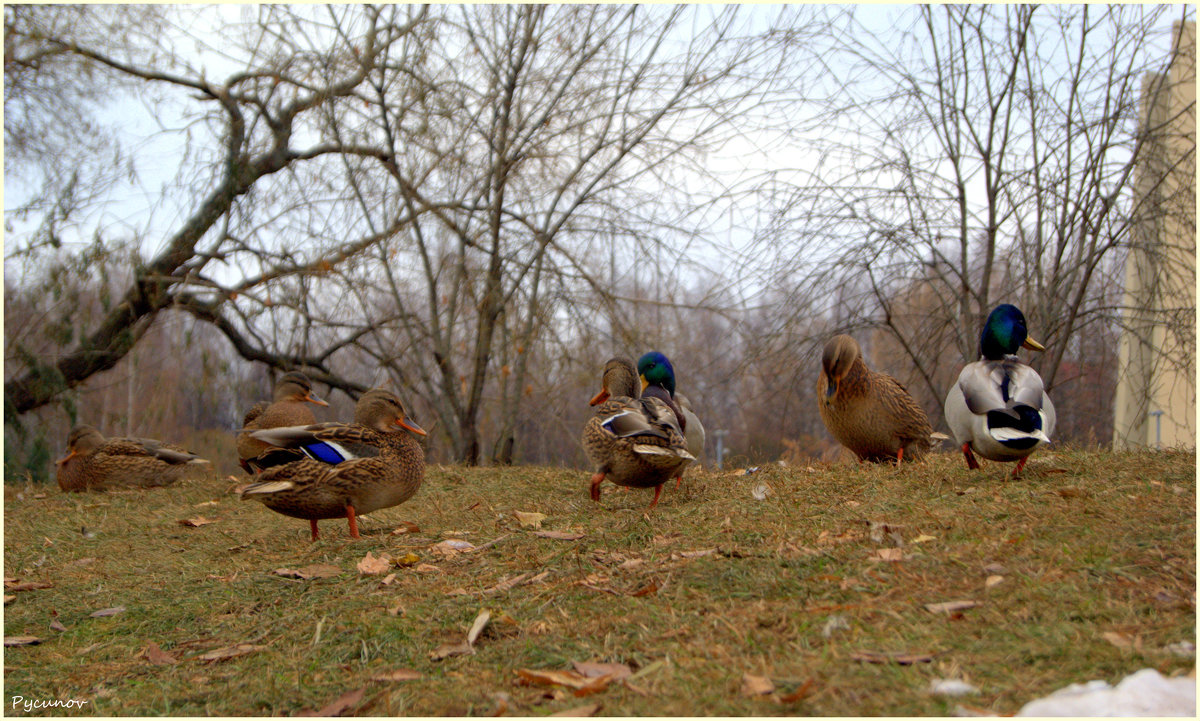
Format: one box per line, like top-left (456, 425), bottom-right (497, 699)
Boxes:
top-left (302, 441), bottom-right (347, 464)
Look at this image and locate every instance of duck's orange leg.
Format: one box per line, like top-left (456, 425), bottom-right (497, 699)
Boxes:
top-left (674, 474), bottom-right (682, 489)
top-left (648, 484), bottom-right (663, 509)
top-left (895, 447), bottom-right (904, 467)
top-left (1012, 456), bottom-right (1029, 476)
top-left (589, 472), bottom-right (605, 502)
top-left (310, 519), bottom-right (320, 542)
top-left (961, 442), bottom-right (980, 470)
top-left (345, 505), bottom-right (360, 538)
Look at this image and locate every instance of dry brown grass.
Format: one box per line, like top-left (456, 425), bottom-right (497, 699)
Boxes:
top-left (3, 447), bottom-right (1195, 715)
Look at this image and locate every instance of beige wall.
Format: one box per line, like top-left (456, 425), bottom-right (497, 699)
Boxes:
top-left (1113, 21), bottom-right (1196, 449)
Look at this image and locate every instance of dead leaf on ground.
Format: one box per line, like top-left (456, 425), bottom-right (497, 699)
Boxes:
top-left (534, 530), bottom-right (586, 541)
top-left (869, 548), bottom-right (904, 562)
top-left (1102, 631), bottom-right (1143, 650)
top-left (741, 673), bottom-right (775, 696)
top-left (851, 650), bottom-right (934, 665)
top-left (198, 643), bottom-right (265, 662)
top-left (144, 642), bottom-right (178, 666)
top-left (868, 521), bottom-right (904, 546)
top-left (90, 606), bottom-right (126, 618)
top-left (380, 574), bottom-right (397, 586)
top-left (4, 595), bottom-right (15, 604)
top-left (817, 529), bottom-right (863, 546)
top-left (1055, 487), bottom-right (1089, 498)
top-left (572, 661), bottom-right (632, 680)
top-left (395, 552), bottom-right (421, 567)
top-left (514, 511), bottom-right (547, 529)
top-left (984, 575), bottom-right (1005, 589)
top-left (551, 702), bottom-right (602, 716)
top-left (912, 534), bottom-right (937, 544)
top-left (297, 687), bottom-right (366, 717)
top-left (357, 551), bottom-right (392, 576)
top-left (390, 521), bottom-right (420, 535)
top-left (49, 619), bottom-right (67, 633)
top-left (778, 678), bottom-right (817, 703)
top-left (4, 580), bottom-right (52, 592)
top-left (414, 563), bottom-right (441, 573)
top-left (371, 669), bottom-right (423, 682)
top-left (431, 609), bottom-right (490, 660)
top-left (194, 501), bottom-right (219, 507)
top-left (678, 548), bottom-right (717, 559)
top-left (274, 564), bottom-right (342, 580)
top-left (4, 636), bottom-right (42, 646)
top-left (517, 668), bottom-right (614, 696)
top-left (178, 516), bottom-right (217, 527)
top-left (925, 600), bottom-right (980, 614)
top-left (432, 539), bottom-right (476, 555)
top-left (630, 582), bottom-right (658, 597)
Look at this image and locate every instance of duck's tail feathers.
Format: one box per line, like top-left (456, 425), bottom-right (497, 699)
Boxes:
top-left (238, 480), bottom-right (295, 497)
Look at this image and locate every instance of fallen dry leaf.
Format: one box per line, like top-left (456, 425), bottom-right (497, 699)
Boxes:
top-left (514, 511), bottom-right (547, 529)
top-left (357, 551), bottom-right (392, 576)
top-left (395, 552), bottom-right (421, 567)
top-left (924, 600), bottom-right (980, 614)
top-left (851, 650), bottom-right (934, 665)
top-left (1055, 487), bottom-right (1089, 499)
top-left (751, 482), bottom-right (771, 500)
top-left (195, 501), bottom-right (219, 507)
top-left (678, 548), bottom-right (717, 559)
top-left (390, 521), bottom-right (421, 535)
top-left (817, 529), bottom-right (863, 546)
top-left (90, 606), bottom-right (126, 618)
top-left (144, 642), bottom-right (178, 666)
top-left (868, 521), bottom-right (904, 546)
top-left (414, 564), bottom-right (441, 573)
top-left (178, 516), bottom-right (217, 527)
top-left (778, 678), bottom-right (817, 703)
top-left (4, 580), bottom-right (52, 592)
top-left (517, 668), bottom-right (613, 695)
top-left (741, 673), bottom-right (775, 696)
top-left (432, 539), bottom-right (476, 555)
top-left (572, 661), bottom-right (632, 680)
top-left (371, 669), bottom-right (423, 682)
top-left (1102, 631), bottom-right (1142, 650)
top-left (274, 564), bottom-right (342, 580)
top-left (3, 595), bottom-right (15, 604)
top-left (630, 582), bottom-right (658, 597)
top-left (534, 530), bottom-right (586, 541)
top-left (429, 640), bottom-right (472, 660)
top-left (869, 548), bottom-right (904, 562)
top-left (198, 643), bottom-right (265, 662)
top-left (912, 534), bottom-right (937, 544)
top-left (298, 687), bottom-right (366, 717)
top-left (984, 575), bottom-right (1005, 589)
top-left (4, 636), bottom-right (42, 646)
top-left (49, 619), bottom-right (67, 633)
top-left (551, 703), bottom-right (603, 716)
top-left (380, 573), bottom-right (397, 586)
top-left (466, 609), bottom-right (491, 646)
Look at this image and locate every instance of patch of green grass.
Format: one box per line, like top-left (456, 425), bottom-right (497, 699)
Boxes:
top-left (4, 448), bottom-right (1195, 715)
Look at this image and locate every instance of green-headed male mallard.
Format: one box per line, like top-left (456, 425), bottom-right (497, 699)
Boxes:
top-left (944, 304), bottom-right (1055, 474)
top-left (637, 351), bottom-right (705, 477)
top-left (237, 388), bottom-right (426, 541)
top-left (817, 335), bottom-right (940, 464)
top-left (237, 371), bottom-right (329, 474)
top-left (583, 357), bottom-right (694, 509)
top-left (55, 425), bottom-right (209, 492)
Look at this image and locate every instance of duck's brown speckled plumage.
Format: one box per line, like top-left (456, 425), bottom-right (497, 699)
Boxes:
top-left (817, 335), bottom-right (936, 463)
top-left (237, 372), bottom-right (329, 474)
top-left (55, 425), bottom-right (206, 492)
top-left (582, 358), bottom-right (693, 508)
top-left (238, 389), bottom-right (426, 540)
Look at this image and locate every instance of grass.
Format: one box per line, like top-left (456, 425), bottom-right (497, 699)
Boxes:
top-left (3, 448), bottom-right (1195, 716)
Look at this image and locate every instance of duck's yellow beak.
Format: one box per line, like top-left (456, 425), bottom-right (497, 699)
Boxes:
top-left (1022, 336), bottom-right (1045, 352)
top-left (305, 392), bottom-right (330, 407)
top-left (639, 374), bottom-right (649, 392)
top-left (589, 388), bottom-right (610, 406)
top-left (56, 449), bottom-right (78, 468)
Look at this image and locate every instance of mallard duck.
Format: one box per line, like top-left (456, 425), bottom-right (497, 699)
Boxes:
top-left (944, 304), bottom-right (1055, 474)
top-left (55, 425), bottom-right (208, 492)
top-left (583, 357), bottom-right (694, 509)
top-left (637, 351), bottom-right (705, 477)
top-left (237, 388), bottom-right (426, 541)
top-left (817, 334), bottom-right (939, 464)
top-left (237, 371), bottom-right (329, 474)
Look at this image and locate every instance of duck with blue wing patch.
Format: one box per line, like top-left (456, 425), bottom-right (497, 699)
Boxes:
top-left (944, 304), bottom-right (1055, 475)
top-left (582, 357), bottom-right (693, 509)
top-left (238, 388), bottom-right (426, 541)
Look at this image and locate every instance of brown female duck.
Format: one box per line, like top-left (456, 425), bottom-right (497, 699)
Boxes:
top-left (237, 388), bottom-right (426, 541)
top-left (583, 357), bottom-right (694, 509)
top-left (237, 371), bottom-right (329, 473)
top-left (817, 334), bottom-right (940, 464)
top-left (55, 425), bottom-right (208, 492)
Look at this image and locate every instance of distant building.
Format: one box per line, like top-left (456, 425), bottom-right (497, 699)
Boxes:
top-left (1113, 21), bottom-right (1196, 450)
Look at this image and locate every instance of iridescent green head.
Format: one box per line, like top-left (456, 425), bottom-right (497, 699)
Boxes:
top-left (637, 351), bottom-right (676, 397)
top-left (980, 304), bottom-right (1044, 360)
